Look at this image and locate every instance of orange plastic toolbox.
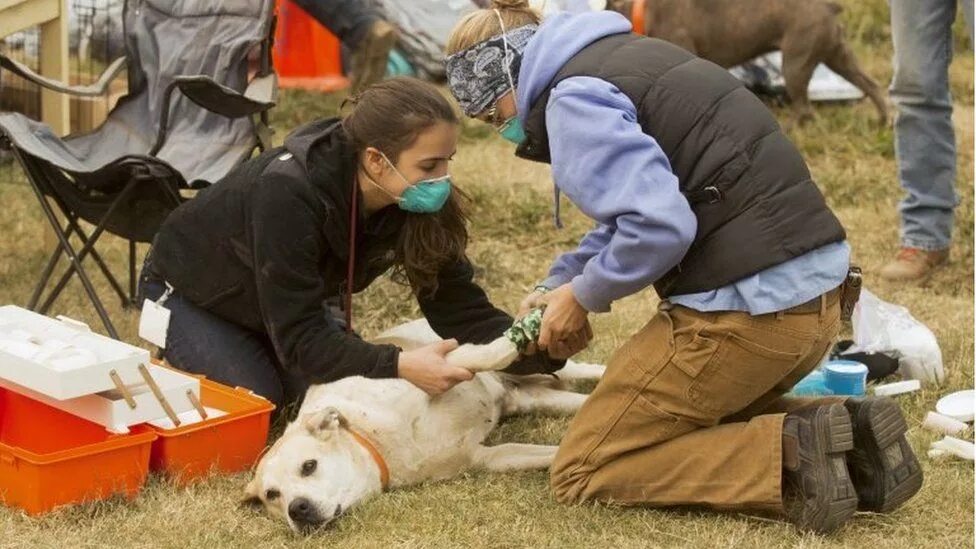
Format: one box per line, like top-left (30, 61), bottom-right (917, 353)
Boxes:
top-left (147, 377), bottom-right (274, 485)
top-left (0, 386), bottom-right (157, 515)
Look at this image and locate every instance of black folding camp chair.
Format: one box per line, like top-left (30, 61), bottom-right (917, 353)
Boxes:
top-left (0, 0), bottom-right (278, 338)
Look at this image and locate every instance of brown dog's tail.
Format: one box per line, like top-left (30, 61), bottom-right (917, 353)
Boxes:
top-left (826, 1), bottom-right (843, 14)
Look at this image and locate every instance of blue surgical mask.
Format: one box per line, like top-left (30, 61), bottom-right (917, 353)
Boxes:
top-left (493, 11), bottom-right (527, 147)
top-left (399, 175), bottom-right (452, 213)
top-left (369, 153), bottom-right (453, 213)
top-left (498, 116), bottom-right (526, 145)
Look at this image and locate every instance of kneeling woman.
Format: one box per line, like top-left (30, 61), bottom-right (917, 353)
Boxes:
top-left (140, 77), bottom-right (558, 408)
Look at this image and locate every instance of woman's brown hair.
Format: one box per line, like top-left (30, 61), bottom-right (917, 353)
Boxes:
top-left (446, 0), bottom-right (541, 55)
top-left (341, 77), bottom-right (468, 297)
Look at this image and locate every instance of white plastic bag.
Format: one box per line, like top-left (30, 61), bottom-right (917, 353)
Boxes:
top-left (848, 289), bottom-right (944, 385)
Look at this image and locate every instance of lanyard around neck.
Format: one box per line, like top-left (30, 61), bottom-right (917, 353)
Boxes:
top-left (345, 177), bottom-right (358, 334)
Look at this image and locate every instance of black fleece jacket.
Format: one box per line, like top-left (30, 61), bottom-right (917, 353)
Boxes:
top-left (150, 118), bottom-right (561, 385)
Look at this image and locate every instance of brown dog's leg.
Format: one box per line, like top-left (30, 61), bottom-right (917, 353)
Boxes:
top-left (823, 42), bottom-right (889, 125)
top-left (780, 40), bottom-right (820, 125)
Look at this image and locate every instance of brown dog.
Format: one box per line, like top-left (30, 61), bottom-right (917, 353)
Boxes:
top-left (606, 0), bottom-right (887, 124)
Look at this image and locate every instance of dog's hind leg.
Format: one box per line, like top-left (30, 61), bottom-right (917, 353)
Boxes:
top-left (503, 384), bottom-right (589, 416)
top-left (472, 443), bottom-right (558, 472)
top-left (554, 360), bottom-right (606, 382)
top-left (823, 41), bottom-right (889, 125)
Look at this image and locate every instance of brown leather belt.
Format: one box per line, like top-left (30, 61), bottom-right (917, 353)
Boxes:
top-left (781, 287), bottom-right (841, 315)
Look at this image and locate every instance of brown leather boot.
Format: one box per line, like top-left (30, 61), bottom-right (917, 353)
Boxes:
top-left (782, 404), bottom-right (858, 534)
top-left (879, 247), bottom-right (949, 282)
top-left (349, 20), bottom-right (396, 94)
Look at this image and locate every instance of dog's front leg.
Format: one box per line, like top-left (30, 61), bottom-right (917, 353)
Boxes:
top-left (446, 337), bottom-right (519, 372)
top-left (471, 443), bottom-right (558, 472)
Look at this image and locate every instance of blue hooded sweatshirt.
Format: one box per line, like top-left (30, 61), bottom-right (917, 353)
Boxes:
top-left (517, 11), bottom-right (850, 314)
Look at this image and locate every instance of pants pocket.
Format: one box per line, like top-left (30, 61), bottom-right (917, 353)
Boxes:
top-left (687, 331), bottom-right (803, 417)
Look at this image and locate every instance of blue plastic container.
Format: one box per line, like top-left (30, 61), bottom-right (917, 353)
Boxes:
top-left (791, 369), bottom-right (832, 396)
top-left (823, 360), bottom-right (868, 396)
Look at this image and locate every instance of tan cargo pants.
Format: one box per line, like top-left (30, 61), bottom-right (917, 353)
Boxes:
top-left (551, 292), bottom-right (842, 512)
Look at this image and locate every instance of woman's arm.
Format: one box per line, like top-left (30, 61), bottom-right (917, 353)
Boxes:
top-left (544, 76), bottom-right (698, 312)
top-left (541, 223), bottom-right (614, 290)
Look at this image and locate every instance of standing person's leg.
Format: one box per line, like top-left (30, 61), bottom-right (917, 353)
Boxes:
top-left (288, 0), bottom-right (396, 92)
top-left (140, 279), bottom-right (288, 408)
top-left (882, 0), bottom-right (959, 281)
top-left (551, 294), bottom-right (857, 532)
top-left (962, 0), bottom-right (974, 46)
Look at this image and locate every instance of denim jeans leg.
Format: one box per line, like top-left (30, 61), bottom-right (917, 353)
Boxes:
top-left (962, 0), bottom-right (975, 46)
top-left (288, 0), bottom-right (379, 48)
top-left (889, 0), bottom-right (959, 251)
top-left (139, 279), bottom-right (288, 408)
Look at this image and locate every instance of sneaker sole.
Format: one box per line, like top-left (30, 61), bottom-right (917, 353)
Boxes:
top-left (847, 398), bottom-right (924, 513)
top-left (795, 404), bottom-right (859, 534)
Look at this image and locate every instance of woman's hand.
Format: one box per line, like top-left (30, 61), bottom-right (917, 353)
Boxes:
top-left (516, 289), bottom-right (548, 319)
top-left (397, 339), bottom-right (474, 396)
top-left (538, 283), bottom-right (592, 359)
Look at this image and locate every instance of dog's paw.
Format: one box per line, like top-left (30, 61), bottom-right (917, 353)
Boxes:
top-left (555, 360), bottom-right (606, 381)
top-left (446, 338), bottom-right (519, 372)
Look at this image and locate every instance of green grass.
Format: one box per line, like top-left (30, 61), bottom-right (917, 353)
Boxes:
top-left (0, 1), bottom-right (973, 546)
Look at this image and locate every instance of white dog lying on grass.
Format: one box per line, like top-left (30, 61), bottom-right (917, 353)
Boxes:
top-left (242, 319), bottom-right (604, 533)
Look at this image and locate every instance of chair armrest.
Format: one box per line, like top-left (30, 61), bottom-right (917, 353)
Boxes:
top-left (0, 55), bottom-right (126, 97)
top-left (149, 73), bottom-right (278, 156)
top-left (172, 74), bottom-right (277, 118)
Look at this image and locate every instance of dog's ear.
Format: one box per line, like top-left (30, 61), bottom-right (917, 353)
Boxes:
top-left (303, 406), bottom-right (347, 438)
top-left (240, 476), bottom-right (263, 511)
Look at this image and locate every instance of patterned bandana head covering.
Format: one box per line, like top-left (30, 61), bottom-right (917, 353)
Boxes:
top-left (446, 24), bottom-right (538, 117)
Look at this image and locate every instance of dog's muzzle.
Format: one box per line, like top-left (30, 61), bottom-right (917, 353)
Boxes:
top-left (290, 499), bottom-right (343, 534)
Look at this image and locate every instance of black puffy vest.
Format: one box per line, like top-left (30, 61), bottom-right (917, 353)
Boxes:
top-left (516, 33), bottom-right (846, 297)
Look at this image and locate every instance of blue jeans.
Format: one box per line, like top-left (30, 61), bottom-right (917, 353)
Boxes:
top-left (140, 278), bottom-right (308, 410)
top-left (288, 0), bottom-right (380, 48)
top-left (890, 0), bottom-right (974, 250)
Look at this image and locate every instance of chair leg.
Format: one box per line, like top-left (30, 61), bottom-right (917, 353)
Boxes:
top-left (38, 222), bottom-right (129, 314)
top-left (38, 181), bottom-right (139, 316)
top-left (28, 222), bottom-right (75, 309)
top-left (21, 172), bottom-right (119, 339)
top-left (129, 240), bottom-right (137, 307)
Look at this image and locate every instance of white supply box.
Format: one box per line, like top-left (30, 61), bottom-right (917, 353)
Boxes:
top-left (0, 306), bottom-right (200, 432)
top-left (0, 305), bottom-right (150, 399)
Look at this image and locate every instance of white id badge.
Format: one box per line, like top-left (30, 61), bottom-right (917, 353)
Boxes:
top-left (139, 283), bottom-right (173, 348)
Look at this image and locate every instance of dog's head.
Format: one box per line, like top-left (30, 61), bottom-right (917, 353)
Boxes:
top-left (242, 407), bottom-right (383, 534)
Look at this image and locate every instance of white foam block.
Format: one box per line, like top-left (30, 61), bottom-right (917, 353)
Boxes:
top-left (873, 379), bottom-right (921, 397)
top-left (929, 436), bottom-right (975, 461)
top-left (922, 412), bottom-right (969, 436)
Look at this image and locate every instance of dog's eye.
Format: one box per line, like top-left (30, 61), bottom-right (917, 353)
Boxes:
top-left (301, 459), bottom-right (318, 477)
top-left (265, 489), bottom-right (280, 501)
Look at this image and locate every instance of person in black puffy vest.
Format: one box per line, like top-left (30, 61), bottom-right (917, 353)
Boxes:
top-left (445, 1), bottom-right (921, 533)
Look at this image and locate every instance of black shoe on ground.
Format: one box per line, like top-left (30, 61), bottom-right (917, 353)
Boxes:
top-left (782, 403), bottom-right (858, 534)
top-left (844, 397), bottom-right (923, 513)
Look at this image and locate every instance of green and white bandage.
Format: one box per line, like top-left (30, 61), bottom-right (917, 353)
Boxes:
top-left (504, 307), bottom-right (544, 353)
